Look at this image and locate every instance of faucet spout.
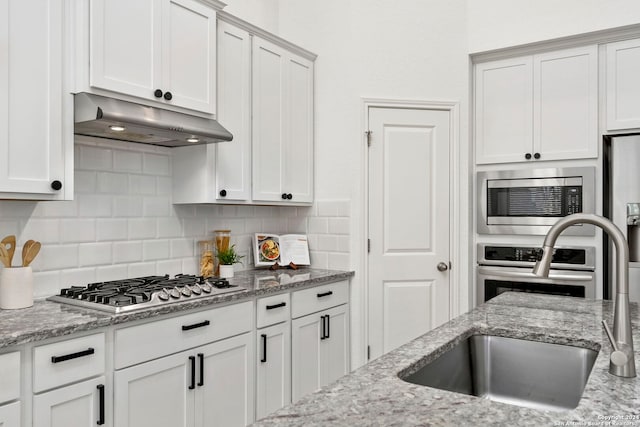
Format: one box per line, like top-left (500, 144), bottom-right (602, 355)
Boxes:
top-left (533, 213), bottom-right (636, 378)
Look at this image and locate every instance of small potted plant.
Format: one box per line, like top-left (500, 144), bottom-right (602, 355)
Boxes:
top-left (216, 245), bottom-right (244, 278)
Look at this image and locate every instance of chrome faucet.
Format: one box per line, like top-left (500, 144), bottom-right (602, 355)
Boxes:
top-left (533, 213), bottom-right (636, 378)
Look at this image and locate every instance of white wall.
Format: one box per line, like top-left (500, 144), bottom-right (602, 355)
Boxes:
top-left (222, 0), bottom-right (279, 33)
top-left (468, 0), bottom-right (640, 53)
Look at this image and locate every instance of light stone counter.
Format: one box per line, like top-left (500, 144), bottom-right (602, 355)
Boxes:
top-left (0, 268), bottom-right (353, 349)
top-left (253, 293), bottom-right (640, 427)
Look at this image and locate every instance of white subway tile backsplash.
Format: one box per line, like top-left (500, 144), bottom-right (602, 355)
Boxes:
top-left (74, 170), bottom-right (97, 193)
top-left (60, 219), bottom-right (96, 243)
top-left (78, 195), bottom-right (112, 217)
top-left (33, 270), bottom-right (61, 299)
top-left (113, 196), bottom-right (144, 217)
top-left (114, 150), bottom-right (143, 172)
top-left (79, 145), bottom-right (113, 170)
top-left (129, 174), bottom-right (157, 195)
top-left (143, 239), bottom-right (170, 260)
top-left (113, 241), bottom-right (143, 263)
top-left (328, 252), bottom-right (350, 271)
top-left (36, 245), bottom-right (79, 270)
top-left (337, 236), bottom-right (350, 252)
top-left (182, 218), bottom-right (206, 237)
top-left (157, 217), bottom-right (183, 238)
top-left (128, 262), bottom-right (159, 278)
top-left (20, 219), bottom-right (61, 244)
top-left (171, 238), bottom-right (194, 258)
top-left (96, 264), bottom-right (128, 282)
top-left (329, 218), bottom-right (350, 235)
top-left (128, 219), bottom-right (157, 239)
top-left (78, 242), bottom-right (112, 266)
top-left (317, 200), bottom-right (338, 217)
top-left (317, 235), bottom-right (338, 251)
top-left (97, 172), bottom-right (129, 194)
top-left (156, 176), bottom-right (172, 195)
top-left (143, 196), bottom-right (171, 217)
top-left (60, 268), bottom-right (97, 287)
top-left (33, 201), bottom-right (78, 218)
top-left (143, 153), bottom-right (170, 176)
top-left (97, 219), bottom-right (128, 241)
top-left (308, 217), bottom-right (329, 234)
top-left (156, 259), bottom-right (183, 277)
top-left (309, 251), bottom-right (329, 269)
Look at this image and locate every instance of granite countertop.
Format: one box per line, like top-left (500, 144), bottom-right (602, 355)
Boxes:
top-left (0, 268), bottom-right (353, 350)
top-left (254, 293), bottom-right (640, 427)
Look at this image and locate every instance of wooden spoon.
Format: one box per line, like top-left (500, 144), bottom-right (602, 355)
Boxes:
top-left (0, 245), bottom-right (10, 268)
top-left (23, 241), bottom-right (41, 267)
top-left (1, 235), bottom-right (16, 266)
top-left (22, 240), bottom-right (35, 267)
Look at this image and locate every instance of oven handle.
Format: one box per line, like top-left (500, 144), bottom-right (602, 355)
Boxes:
top-left (477, 266), bottom-right (594, 282)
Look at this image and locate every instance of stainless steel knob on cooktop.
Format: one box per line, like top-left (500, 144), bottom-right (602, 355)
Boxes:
top-left (437, 262), bottom-right (449, 272)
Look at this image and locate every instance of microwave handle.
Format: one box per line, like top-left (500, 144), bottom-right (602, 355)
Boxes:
top-left (477, 266), bottom-right (593, 282)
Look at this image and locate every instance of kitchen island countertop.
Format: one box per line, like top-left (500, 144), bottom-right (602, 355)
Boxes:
top-left (0, 267), bottom-right (353, 349)
top-left (253, 292), bottom-right (640, 426)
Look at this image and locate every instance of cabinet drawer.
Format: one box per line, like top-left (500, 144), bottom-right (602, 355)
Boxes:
top-left (256, 293), bottom-right (290, 328)
top-left (115, 301), bottom-right (253, 369)
top-left (291, 281), bottom-right (349, 319)
top-left (0, 351), bottom-right (20, 404)
top-left (33, 333), bottom-right (105, 393)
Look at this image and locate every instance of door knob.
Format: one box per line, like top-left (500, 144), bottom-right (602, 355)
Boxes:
top-left (437, 262), bottom-right (449, 272)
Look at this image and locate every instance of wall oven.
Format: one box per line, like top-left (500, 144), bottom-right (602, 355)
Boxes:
top-left (477, 167), bottom-right (596, 236)
top-left (477, 243), bottom-right (596, 305)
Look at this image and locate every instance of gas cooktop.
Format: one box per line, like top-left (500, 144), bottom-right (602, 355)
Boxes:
top-left (47, 274), bottom-right (246, 314)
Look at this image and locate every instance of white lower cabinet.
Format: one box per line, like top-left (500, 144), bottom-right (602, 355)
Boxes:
top-left (291, 304), bottom-right (349, 402)
top-left (114, 332), bottom-right (253, 427)
top-left (33, 376), bottom-right (106, 427)
top-left (0, 401), bottom-right (21, 427)
top-left (255, 322), bottom-right (291, 420)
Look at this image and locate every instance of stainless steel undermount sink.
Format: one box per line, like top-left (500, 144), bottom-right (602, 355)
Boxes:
top-left (400, 335), bottom-right (599, 412)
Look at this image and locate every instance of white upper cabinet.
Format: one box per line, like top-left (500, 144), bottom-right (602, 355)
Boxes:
top-left (475, 45), bottom-right (598, 165)
top-left (173, 14), bottom-right (315, 206)
top-left (88, 0), bottom-right (217, 115)
top-left (606, 38), bottom-right (640, 130)
top-left (0, 0), bottom-right (73, 200)
top-left (252, 36), bottom-right (314, 204)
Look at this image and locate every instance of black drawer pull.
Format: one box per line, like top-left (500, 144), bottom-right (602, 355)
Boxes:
top-left (182, 320), bottom-right (210, 331)
top-left (188, 356), bottom-right (196, 390)
top-left (97, 384), bottom-right (105, 425)
top-left (51, 347), bottom-right (95, 363)
top-left (266, 302), bottom-right (286, 310)
top-left (320, 315), bottom-right (327, 340)
top-left (197, 353), bottom-right (204, 387)
top-left (261, 334), bottom-right (267, 363)
top-left (326, 314), bottom-right (330, 339)
top-left (317, 291), bottom-right (333, 298)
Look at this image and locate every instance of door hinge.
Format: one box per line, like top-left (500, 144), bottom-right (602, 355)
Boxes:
top-left (365, 130), bottom-right (372, 147)
top-left (367, 345), bottom-right (371, 360)
top-left (367, 239), bottom-right (371, 253)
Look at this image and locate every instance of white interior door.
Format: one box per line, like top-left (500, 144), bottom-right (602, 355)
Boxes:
top-left (367, 106), bottom-right (451, 361)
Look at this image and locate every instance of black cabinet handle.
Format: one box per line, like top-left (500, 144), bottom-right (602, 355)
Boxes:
top-left (261, 334), bottom-right (267, 363)
top-left (320, 315), bottom-right (326, 340)
top-left (534, 152), bottom-right (541, 159)
top-left (164, 91), bottom-right (173, 101)
top-left (51, 180), bottom-right (63, 191)
top-left (326, 314), bottom-right (330, 339)
top-left (51, 347), bottom-right (95, 363)
top-left (281, 193), bottom-right (287, 200)
top-left (219, 189), bottom-right (227, 197)
top-left (266, 302), bottom-right (286, 310)
top-left (287, 193), bottom-right (293, 200)
top-left (97, 384), bottom-right (105, 425)
top-left (525, 153), bottom-right (532, 160)
top-left (197, 353), bottom-right (204, 387)
top-left (188, 356), bottom-right (196, 390)
top-left (154, 89), bottom-right (163, 98)
top-left (182, 320), bottom-right (210, 331)
top-left (317, 291), bottom-right (333, 298)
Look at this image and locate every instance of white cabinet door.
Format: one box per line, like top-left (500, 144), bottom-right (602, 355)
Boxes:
top-left (475, 56), bottom-right (533, 165)
top-left (114, 352), bottom-right (193, 427)
top-left (197, 333), bottom-right (254, 427)
top-left (163, 0), bottom-right (216, 114)
top-left (0, 402), bottom-right (20, 427)
top-left (606, 38), bottom-right (640, 130)
top-left (33, 376), bottom-right (106, 427)
top-left (90, 0), bottom-right (216, 114)
top-left (252, 36), bottom-right (314, 204)
top-left (291, 312), bottom-right (322, 402)
top-left (256, 322), bottom-right (291, 420)
top-left (252, 37), bottom-right (287, 203)
top-left (90, 0), bottom-right (162, 101)
top-left (216, 20), bottom-right (252, 201)
top-left (321, 305), bottom-right (350, 386)
top-left (533, 45), bottom-right (598, 161)
top-left (0, 0), bottom-right (71, 199)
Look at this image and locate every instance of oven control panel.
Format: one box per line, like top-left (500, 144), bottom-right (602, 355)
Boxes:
top-left (479, 244), bottom-right (593, 269)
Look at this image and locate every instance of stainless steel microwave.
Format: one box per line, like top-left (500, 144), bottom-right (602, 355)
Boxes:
top-left (477, 167), bottom-right (596, 236)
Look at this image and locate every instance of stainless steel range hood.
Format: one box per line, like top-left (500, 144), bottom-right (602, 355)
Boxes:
top-left (74, 92), bottom-right (233, 147)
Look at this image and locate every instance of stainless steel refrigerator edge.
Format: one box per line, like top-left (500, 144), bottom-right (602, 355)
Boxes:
top-left (604, 134), bottom-right (640, 303)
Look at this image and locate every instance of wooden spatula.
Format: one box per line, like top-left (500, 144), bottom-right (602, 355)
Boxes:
top-left (0, 245), bottom-right (10, 268)
top-left (23, 241), bottom-right (41, 267)
top-left (1, 235), bottom-right (15, 266)
top-left (22, 240), bottom-right (35, 267)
